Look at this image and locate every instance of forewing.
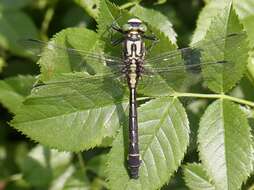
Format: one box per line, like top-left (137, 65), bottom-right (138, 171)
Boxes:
top-left (145, 32), bottom-right (244, 66)
top-left (21, 38), bottom-right (124, 78)
top-left (142, 32), bottom-right (246, 93)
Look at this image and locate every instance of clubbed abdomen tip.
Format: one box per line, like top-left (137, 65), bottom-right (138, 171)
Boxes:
top-left (129, 167), bottom-right (139, 179)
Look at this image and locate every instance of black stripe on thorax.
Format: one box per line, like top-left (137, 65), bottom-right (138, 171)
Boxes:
top-left (127, 37), bottom-right (141, 42)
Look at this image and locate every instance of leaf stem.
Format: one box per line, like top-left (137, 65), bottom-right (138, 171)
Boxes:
top-left (171, 92), bottom-right (254, 107)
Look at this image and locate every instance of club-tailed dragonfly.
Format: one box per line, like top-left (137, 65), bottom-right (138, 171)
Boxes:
top-left (22, 18), bottom-right (246, 179)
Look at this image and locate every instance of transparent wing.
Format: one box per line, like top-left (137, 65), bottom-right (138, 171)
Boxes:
top-left (30, 73), bottom-right (129, 107)
top-left (91, 32), bottom-right (244, 74)
top-left (145, 32), bottom-right (244, 68)
top-left (21, 32), bottom-right (244, 76)
top-left (20, 38), bottom-right (124, 75)
top-left (25, 32), bottom-right (246, 98)
top-left (22, 39), bottom-right (123, 63)
top-left (138, 32), bottom-right (246, 93)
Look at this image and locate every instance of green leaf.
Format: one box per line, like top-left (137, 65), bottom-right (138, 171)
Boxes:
top-left (61, 6), bottom-right (92, 28)
top-left (0, 57), bottom-right (5, 73)
top-left (248, 52), bottom-right (254, 85)
top-left (18, 145), bottom-right (72, 188)
top-left (96, 0), bottom-right (123, 40)
top-left (74, 0), bottom-right (100, 19)
top-left (162, 171), bottom-right (188, 190)
top-left (0, 10), bottom-right (38, 56)
top-left (154, 0), bottom-right (167, 5)
top-left (244, 106), bottom-right (254, 118)
top-left (204, 0), bottom-right (212, 4)
top-left (198, 99), bottom-right (253, 190)
top-left (191, 0), bottom-right (254, 89)
top-left (96, 0), bottom-right (181, 94)
top-left (183, 163), bottom-right (215, 190)
top-left (11, 74), bottom-right (128, 151)
top-left (0, 146), bottom-right (8, 179)
top-left (37, 28), bottom-right (104, 81)
top-left (137, 26), bottom-right (181, 96)
top-left (96, 0), bottom-right (177, 52)
top-left (190, 0), bottom-right (252, 92)
top-left (86, 153), bottom-right (108, 178)
top-left (233, 0), bottom-right (254, 82)
top-left (199, 3), bottom-right (249, 93)
top-left (0, 75), bottom-right (35, 113)
top-left (130, 4), bottom-right (177, 44)
top-left (233, 0), bottom-right (254, 48)
top-left (61, 169), bottom-right (90, 190)
top-left (0, 0), bottom-right (31, 10)
top-left (107, 97), bottom-right (190, 190)
top-left (191, 0), bottom-right (228, 45)
top-left (230, 77), bottom-right (254, 102)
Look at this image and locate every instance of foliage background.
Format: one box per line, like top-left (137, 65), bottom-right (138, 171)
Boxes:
top-left (0, 0), bottom-right (254, 189)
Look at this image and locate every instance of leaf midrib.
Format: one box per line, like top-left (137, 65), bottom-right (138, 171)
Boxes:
top-left (186, 168), bottom-right (214, 188)
top-left (219, 99), bottom-right (228, 189)
top-left (140, 99), bottom-right (174, 157)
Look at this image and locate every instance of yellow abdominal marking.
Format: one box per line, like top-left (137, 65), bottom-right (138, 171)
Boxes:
top-left (129, 61), bottom-right (137, 88)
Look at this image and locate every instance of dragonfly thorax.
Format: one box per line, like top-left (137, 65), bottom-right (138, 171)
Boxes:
top-left (124, 30), bottom-right (145, 89)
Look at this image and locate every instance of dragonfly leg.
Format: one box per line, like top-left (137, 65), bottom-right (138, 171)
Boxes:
top-left (143, 34), bottom-right (159, 42)
top-left (109, 14), bottom-right (124, 33)
top-left (100, 16), bottom-right (124, 39)
top-left (111, 37), bottom-right (125, 46)
top-left (143, 34), bottom-right (159, 53)
top-left (121, 60), bottom-right (130, 74)
top-left (136, 59), bottom-right (145, 79)
top-left (110, 23), bottom-right (125, 34)
top-left (107, 23), bottom-right (125, 47)
top-left (121, 67), bottom-right (128, 74)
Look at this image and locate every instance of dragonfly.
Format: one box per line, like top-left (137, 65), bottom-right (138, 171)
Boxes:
top-left (22, 18), bottom-right (245, 179)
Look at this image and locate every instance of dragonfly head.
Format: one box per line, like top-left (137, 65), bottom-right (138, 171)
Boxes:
top-left (123, 18), bottom-right (147, 33)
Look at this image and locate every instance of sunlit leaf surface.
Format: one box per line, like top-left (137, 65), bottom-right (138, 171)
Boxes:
top-left (198, 100), bottom-right (252, 190)
top-left (183, 163), bottom-right (215, 190)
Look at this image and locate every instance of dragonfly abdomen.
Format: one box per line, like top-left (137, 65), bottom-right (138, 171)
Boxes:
top-left (123, 24), bottom-right (145, 179)
top-left (128, 87), bottom-right (141, 179)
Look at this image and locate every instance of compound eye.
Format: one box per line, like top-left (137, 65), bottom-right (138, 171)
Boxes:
top-left (122, 23), bottom-right (132, 32)
top-left (139, 24), bottom-right (147, 32)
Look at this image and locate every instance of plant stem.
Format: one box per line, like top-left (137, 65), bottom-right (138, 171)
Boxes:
top-left (5, 174), bottom-right (23, 182)
top-left (247, 61), bottom-right (254, 85)
top-left (41, 7), bottom-right (55, 40)
top-left (77, 152), bottom-right (86, 172)
top-left (119, 2), bottom-right (138, 9)
top-left (171, 92), bottom-right (254, 107)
